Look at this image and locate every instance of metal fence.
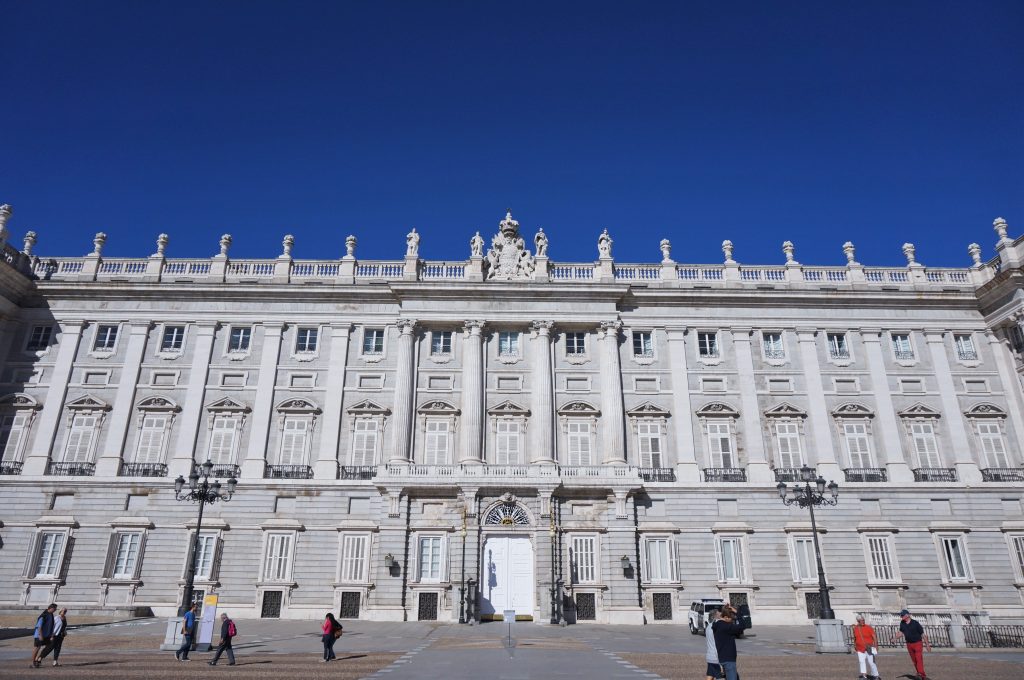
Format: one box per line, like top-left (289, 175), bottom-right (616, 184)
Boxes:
top-left (844, 624), bottom-right (1024, 649)
top-left (844, 624), bottom-right (952, 648)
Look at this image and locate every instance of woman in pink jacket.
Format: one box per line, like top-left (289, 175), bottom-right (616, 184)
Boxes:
top-left (321, 612), bottom-right (342, 662)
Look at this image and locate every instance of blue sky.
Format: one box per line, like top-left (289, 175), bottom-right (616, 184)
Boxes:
top-left (1, 1), bottom-right (1021, 266)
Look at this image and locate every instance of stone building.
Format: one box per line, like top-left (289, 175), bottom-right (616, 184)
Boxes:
top-left (0, 206), bottom-right (1022, 626)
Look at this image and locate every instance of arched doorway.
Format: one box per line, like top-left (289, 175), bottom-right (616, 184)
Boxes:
top-left (479, 500), bottom-right (534, 620)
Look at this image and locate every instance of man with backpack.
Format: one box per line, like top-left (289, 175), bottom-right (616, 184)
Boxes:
top-left (208, 613), bottom-right (236, 666)
top-left (711, 604), bottom-right (752, 680)
top-left (30, 603), bottom-right (57, 668)
top-left (175, 603), bottom-right (199, 661)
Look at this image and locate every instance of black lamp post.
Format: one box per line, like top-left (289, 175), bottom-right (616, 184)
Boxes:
top-left (549, 522), bottom-right (560, 624)
top-left (777, 465), bottom-right (839, 620)
top-left (458, 523), bottom-right (467, 624)
top-left (174, 459), bottom-right (237, 617)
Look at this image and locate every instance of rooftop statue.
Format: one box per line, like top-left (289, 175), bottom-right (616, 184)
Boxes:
top-left (484, 211), bottom-right (535, 281)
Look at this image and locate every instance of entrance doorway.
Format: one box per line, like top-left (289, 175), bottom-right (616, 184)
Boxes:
top-left (479, 535), bottom-right (534, 620)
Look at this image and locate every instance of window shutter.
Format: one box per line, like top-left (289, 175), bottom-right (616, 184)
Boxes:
top-left (714, 538), bottom-right (725, 581)
top-left (669, 539), bottom-right (679, 582)
top-left (23, 532), bottom-right (42, 578)
top-left (102, 533), bottom-right (120, 579)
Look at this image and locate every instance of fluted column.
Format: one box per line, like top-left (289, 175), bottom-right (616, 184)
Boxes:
top-left (666, 328), bottom-right (699, 481)
top-left (95, 321), bottom-right (152, 477)
top-left (729, 328), bottom-right (771, 482)
top-left (598, 321), bottom-right (627, 464)
top-left (924, 331), bottom-right (980, 482)
top-left (987, 328), bottom-right (1024, 462)
top-left (315, 323), bottom-right (352, 479)
top-left (861, 329), bottom-right (913, 482)
top-left (240, 322), bottom-right (284, 478)
top-left (459, 320), bottom-right (485, 463)
top-left (530, 321), bottom-right (555, 463)
top-left (388, 319), bottom-right (417, 464)
top-left (795, 329), bottom-right (841, 481)
top-left (168, 322), bottom-right (218, 478)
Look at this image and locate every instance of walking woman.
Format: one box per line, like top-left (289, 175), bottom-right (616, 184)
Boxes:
top-left (40, 608), bottom-right (68, 666)
top-left (321, 612), bottom-right (342, 662)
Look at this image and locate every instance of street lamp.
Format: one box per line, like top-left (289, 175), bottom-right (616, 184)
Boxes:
top-left (174, 459), bottom-right (237, 617)
top-left (776, 465), bottom-right (839, 620)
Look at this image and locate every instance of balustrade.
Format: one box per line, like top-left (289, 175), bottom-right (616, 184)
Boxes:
top-left (46, 461), bottom-right (95, 477)
top-left (981, 467), bottom-right (1024, 482)
top-left (913, 467), bottom-right (957, 482)
top-left (118, 462), bottom-right (168, 477)
top-left (843, 467), bottom-right (888, 482)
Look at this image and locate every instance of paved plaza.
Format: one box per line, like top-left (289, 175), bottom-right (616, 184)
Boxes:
top-left (0, 619), bottom-right (1022, 679)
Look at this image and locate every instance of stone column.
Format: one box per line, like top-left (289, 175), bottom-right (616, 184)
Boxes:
top-left (530, 321), bottom-right (555, 463)
top-left (795, 329), bottom-right (842, 481)
top-left (95, 321), bottom-right (152, 477)
top-left (388, 319), bottom-right (417, 464)
top-left (729, 328), bottom-right (771, 482)
top-left (315, 323), bottom-right (352, 479)
top-left (23, 320), bottom-right (86, 476)
top-left (924, 330), bottom-right (981, 482)
top-left (240, 323), bottom-right (284, 478)
top-left (168, 322), bottom-right (218, 477)
top-left (987, 328), bottom-right (1024, 461)
top-left (459, 320), bottom-right (485, 463)
top-left (860, 329), bottom-right (913, 482)
top-left (598, 321), bottom-right (627, 464)
top-left (666, 328), bottom-right (699, 481)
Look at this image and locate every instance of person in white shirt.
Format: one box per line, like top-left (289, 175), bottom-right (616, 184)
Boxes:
top-left (40, 608), bottom-right (68, 667)
top-left (705, 609), bottom-right (723, 680)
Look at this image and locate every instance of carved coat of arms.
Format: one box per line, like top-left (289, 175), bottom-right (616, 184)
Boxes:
top-left (485, 211), bottom-right (535, 281)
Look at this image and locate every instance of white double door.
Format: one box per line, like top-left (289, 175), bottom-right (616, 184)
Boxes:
top-left (480, 535), bottom-right (534, 618)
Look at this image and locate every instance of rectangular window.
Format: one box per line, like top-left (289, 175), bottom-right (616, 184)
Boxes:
top-left (827, 333), bottom-right (849, 359)
top-left (954, 334), bottom-right (977, 361)
top-left (645, 537), bottom-right (678, 582)
top-left (263, 533), bottom-right (294, 581)
top-left (909, 421), bottom-right (941, 468)
top-left (715, 536), bottom-right (745, 582)
top-left (892, 333), bottom-right (914, 360)
top-left (1011, 535), bottom-right (1024, 582)
top-left (135, 414), bottom-right (168, 463)
top-left (566, 421), bottom-right (592, 465)
top-left (208, 417), bottom-right (238, 464)
top-left (228, 326), bottom-right (252, 352)
top-left (633, 331), bottom-right (654, 358)
top-left (430, 331), bottom-right (452, 356)
top-left (940, 535), bottom-right (972, 582)
top-left (295, 327), bottom-right (318, 353)
top-left (351, 419), bottom-right (378, 466)
top-left (417, 536), bottom-right (443, 582)
top-left (424, 420), bottom-right (450, 465)
top-left (790, 536), bottom-right (817, 583)
top-left (697, 332), bottom-right (719, 358)
top-left (362, 328), bottom-right (384, 355)
top-left (762, 332), bottom-right (784, 359)
top-left (26, 326), bottom-right (54, 351)
top-left (112, 532), bottom-right (142, 579)
top-left (0, 413), bottom-right (28, 461)
top-left (495, 420), bottom-right (521, 465)
top-left (866, 535), bottom-right (897, 583)
top-left (340, 534), bottom-right (369, 583)
top-left (565, 332), bottom-right (586, 355)
top-left (775, 421), bottom-right (802, 468)
top-left (571, 535), bottom-right (597, 584)
top-left (194, 534), bottom-right (217, 579)
top-left (637, 421), bottom-right (662, 468)
top-left (161, 325), bottom-right (185, 351)
top-left (498, 331), bottom-right (520, 357)
top-left (278, 417), bottom-right (309, 465)
top-left (64, 414), bottom-right (97, 462)
top-left (34, 531), bottom-right (66, 578)
top-left (842, 422), bottom-right (873, 468)
top-left (977, 422), bottom-right (1009, 468)
top-left (707, 421), bottom-right (734, 468)
top-left (94, 325), bottom-right (119, 351)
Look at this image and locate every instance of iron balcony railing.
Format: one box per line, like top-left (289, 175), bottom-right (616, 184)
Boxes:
top-left (119, 462), bottom-right (168, 477)
top-left (265, 464), bottom-right (314, 479)
top-left (913, 467), bottom-right (957, 482)
top-left (0, 460), bottom-right (23, 475)
top-left (639, 467), bottom-right (676, 482)
top-left (829, 348), bottom-right (850, 360)
top-left (956, 348), bottom-right (979, 361)
top-left (193, 462), bottom-right (240, 479)
top-left (843, 467), bottom-right (888, 483)
top-left (981, 467), bottom-right (1024, 482)
top-left (703, 467), bottom-right (747, 482)
top-left (763, 348), bottom-right (786, 360)
top-left (893, 349), bottom-right (916, 361)
top-left (47, 461), bottom-right (96, 477)
top-left (339, 465), bottom-right (377, 480)
top-left (773, 467), bottom-right (805, 483)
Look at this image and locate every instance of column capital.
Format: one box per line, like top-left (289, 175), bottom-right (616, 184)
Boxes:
top-left (728, 327), bottom-right (754, 338)
top-left (922, 329), bottom-right (946, 343)
top-left (795, 327), bottom-right (818, 340)
top-left (665, 326), bottom-right (688, 340)
top-left (396, 318), bottom-right (417, 334)
top-left (463, 319), bottom-right (485, 334)
top-left (530, 320), bottom-right (555, 335)
top-left (193, 320), bottom-right (221, 334)
top-left (858, 328), bottom-right (883, 341)
top-left (328, 322), bottom-right (353, 335)
top-left (261, 321), bottom-right (286, 335)
top-left (597, 320), bottom-right (621, 339)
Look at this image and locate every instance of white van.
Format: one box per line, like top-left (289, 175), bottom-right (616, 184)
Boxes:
top-left (687, 598), bottom-right (726, 635)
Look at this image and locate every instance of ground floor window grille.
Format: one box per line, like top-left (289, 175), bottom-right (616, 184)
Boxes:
top-left (191, 589), bottom-right (205, 608)
top-left (652, 593), bottom-right (673, 621)
top-left (575, 592), bottom-right (597, 620)
top-left (261, 590), bottom-right (283, 618)
top-left (804, 592), bottom-right (822, 619)
top-left (339, 591), bottom-right (361, 619)
top-left (728, 592), bottom-right (749, 609)
top-left (417, 592), bottom-right (439, 620)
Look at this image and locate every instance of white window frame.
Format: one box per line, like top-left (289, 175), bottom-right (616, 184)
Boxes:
top-left (564, 332), bottom-right (587, 357)
top-left (338, 533), bottom-right (371, 583)
top-left (430, 331), bottom-right (453, 361)
top-left (761, 331), bottom-right (786, 362)
top-left (189, 532), bottom-right (220, 581)
top-left (862, 533), bottom-right (901, 584)
top-left (973, 419), bottom-right (1010, 468)
top-left (277, 416), bottom-right (312, 466)
top-left (772, 419), bottom-right (804, 469)
top-left (497, 331), bottom-right (521, 361)
top-left (890, 331), bottom-right (916, 363)
top-left (953, 333), bottom-right (979, 363)
top-left (423, 417), bottom-right (452, 465)
top-left (906, 418), bottom-right (942, 468)
top-left (1006, 533), bottom-right (1024, 584)
top-left (157, 324), bottom-right (187, 357)
top-left (25, 325), bottom-right (54, 353)
top-left (29, 530), bottom-right (70, 579)
top-left (293, 326), bottom-right (320, 358)
top-left (493, 418), bottom-right (523, 465)
top-left (62, 413), bottom-right (101, 463)
top-left (714, 534), bottom-right (748, 584)
top-left (261, 531), bottom-right (296, 582)
top-left (206, 415), bottom-right (243, 465)
top-left (631, 330), bottom-right (655, 364)
top-left (826, 332), bottom-right (852, 364)
top-left (91, 323), bottom-right (121, 355)
top-left (414, 533), bottom-right (446, 583)
top-left (635, 419), bottom-right (663, 468)
top-left (570, 533), bottom-right (599, 585)
top-left (838, 420), bottom-right (874, 469)
top-left (565, 419), bottom-right (593, 466)
top-left (134, 413), bottom-right (170, 464)
top-left (789, 534), bottom-right (818, 583)
top-left (0, 395), bottom-right (41, 464)
top-left (225, 325), bottom-right (253, 357)
top-left (361, 327), bottom-right (386, 360)
top-left (936, 533), bottom-right (973, 583)
top-left (107, 530), bottom-right (145, 580)
top-left (643, 535), bottom-right (679, 583)
top-left (706, 420), bottom-right (735, 468)
top-left (350, 417), bottom-right (380, 466)
top-left (697, 331), bottom-right (720, 360)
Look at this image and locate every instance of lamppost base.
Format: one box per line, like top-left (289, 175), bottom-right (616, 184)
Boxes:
top-left (813, 618), bottom-right (847, 654)
top-left (159, 616), bottom-right (185, 651)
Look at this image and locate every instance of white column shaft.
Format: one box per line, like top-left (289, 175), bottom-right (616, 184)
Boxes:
top-left (530, 322), bottom-right (555, 463)
top-left (988, 329), bottom-right (1024, 463)
top-left (796, 330), bottom-right (840, 479)
top-left (730, 329), bottom-right (770, 482)
top-left (389, 321), bottom-right (416, 463)
top-left (315, 324), bottom-right (352, 479)
top-left (95, 322), bottom-right (151, 476)
top-left (169, 323), bottom-right (217, 477)
top-left (861, 330), bottom-right (913, 481)
top-left (599, 323), bottom-right (626, 464)
top-left (925, 331), bottom-right (981, 482)
top-left (241, 323), bottom-right (284, 477)
top-left (23, 320), bottom-right (85, 475)
top-left (667, 328), bottom-right (699, 481)
top-left (459, 322), bottom-right (484, 463)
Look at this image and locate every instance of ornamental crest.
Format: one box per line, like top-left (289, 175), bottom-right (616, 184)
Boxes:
top-left (484, 211), bottom-right (535, 281)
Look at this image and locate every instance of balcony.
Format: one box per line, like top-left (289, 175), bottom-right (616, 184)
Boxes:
top-left (339, 465), bottom-right (377, 480)
top-left (773, 467), bottom-right (805, 483)
top-left (47, 461), bottom-right (96, 477)
top-left (956, 349), bottom-right (979, 361)
top-left (843, 467), bottom-right (887, 483)
top-left (0, 460), bottom-right (23, 475)
top-left (119, 462), bottom-right (168, 477)
top-left (265, 464), bottom-right (314, 480)
top-left (981, 467), bottom-right (1024, 482)
top-left (763, 348), bottom-right (785, 360)
top-left (913, 467), bottom-right (957, 482)
top-left (893, 350), bottom-right (915, 361)
top-left (193, 463), bottom-right (239, 479)
top-left (703, 468), bottom-right (747, 482)
top-left (639, 467), bottom-right (676, 482)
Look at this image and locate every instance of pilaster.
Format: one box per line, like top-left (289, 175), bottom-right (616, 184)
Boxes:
top-left (666, 328), bottom-right (699, 482)
top-left (729, 328), bottom-right (771, 482)
top-left (986, 329), bottom-right (1024, 462)
top-left (795, 329), bottom-right (841, 480)
top-left (530, 321), bottom-right (555, 463)
top-left (388, 319), bottom-right (417, 464)
top-left (459, 320), bottom-right (485, 463)
top-left (95, 321), bottom-right (152, 477)
top-left (169, 322), bottom-right (218, 478)
top-left (598, 321), bottom-right (626, 464)
top-left (860, 329), bottom-right (913, 482)
top-left (315, 323), bottom-right (352, 479)
top-left (241, 323), bottom-right (285, 479)
top-left (924, 330), bottom-right (980, 482)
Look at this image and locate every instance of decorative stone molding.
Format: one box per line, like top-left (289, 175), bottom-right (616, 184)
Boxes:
top-left (484, 211), bottom-right (535, 281)
top-left (964, 402), bottom-right (1006, 418)
top-left (897, 402), bottom-right (940, 418)
top-left (831, 402), bottom-right (874, 418)
top-left (763, 402), bottom-right (807, 419)
top-left (695, 401), bottom-right (740, 418)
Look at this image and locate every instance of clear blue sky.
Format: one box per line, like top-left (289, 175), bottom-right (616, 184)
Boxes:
top-left (2, 0), bottom-right (1021, 266)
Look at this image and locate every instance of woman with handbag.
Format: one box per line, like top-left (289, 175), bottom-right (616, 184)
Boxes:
top-left (321, 612), bottom-right (343, 662)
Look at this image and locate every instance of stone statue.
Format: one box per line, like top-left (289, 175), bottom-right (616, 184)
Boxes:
top-left (843, 241), bottom-right (857, 265)
top-left (782, 241), bottom-right (795, 264)
top-left (219, 234), bottom-right (232, 257)
top-left (902, 242), bottom-right (917, 266)
top-left (534, 229), bottom-right (548, 257)
top-left (23, 231), bottom-right (37, 257)
top-left (484, 211), bottom-right (535, 281)
top-left (92, 232), bottom-right (107, 256)
top-left (154, 233), bottom-right (168, 257)
top-left (659, 238), bottom-right (671, 262)
top-left (282, 234), bottom-right (294, 257)
top-left (598, 229), bottom-right (613, 259)
top-left (722, 239), bottom-right (734, 264)
top-left (968, 243), bottom-right (982, 266)
top-left (406, 228), bottom-right (420, 257)
top-left (345, 235), bottom-right (357, 258)
top-left (470, 231), bottom-right (484, 257)
top-left (994, 217), bottom-right (1009, 241)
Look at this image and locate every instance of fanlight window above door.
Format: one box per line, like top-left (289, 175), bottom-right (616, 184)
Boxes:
top-left (485, 503), bottom-right (530, 526)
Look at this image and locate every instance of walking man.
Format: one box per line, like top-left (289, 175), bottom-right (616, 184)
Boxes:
top-left (894, 608), bottom-right (930, 680)
top-left (208, 613), bottom-right (236, 666)
top-left (711, 604), bottom-right (751, 680)
top-left (851, 614), bottom-right (880, 680)
top-left (175, 603), bottom-right (199, 661)
top-left (40, 607), bottom-right (68, 667)
top-left (30, 603), bottom-right (57, 668)
top-left (704, 609), bottom-right (723, 680)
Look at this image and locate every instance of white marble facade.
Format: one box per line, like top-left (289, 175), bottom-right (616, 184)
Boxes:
top-left (0, 207), bottom-right (1022, 626)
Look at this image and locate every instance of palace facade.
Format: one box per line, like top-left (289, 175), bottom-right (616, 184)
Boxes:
top-left (0, 206), bottom-right (1022, 626)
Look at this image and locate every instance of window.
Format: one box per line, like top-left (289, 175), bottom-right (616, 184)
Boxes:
top-left (891, 333), bottom-right (914, 360)
top-left (566, 421), bottom-right (592, 465)
top-left (208, 416), bottom-right (239, 464)
top-left (33, 531), bottom-right (67, 578)
top-left (424, 420), bottom-right (450, 465)
top-left (977, 422), bottom-right (1009, 468)
top-left (1009, 325), bottom-right (1024, 353)
top-left (909, 421), bottom-right (941, 468)
top-left (430, 331), bottom-right (452, 356)
top-left (0, 413), bottom-right (29, 461)
top-left (193, 534), bottom-right (217, 579)
top-left (762, 332), bottom-right (785, 359)
top-left (295, 327), bottom-right (318, 353)
top-left (64, 414), bottom-right (98, 462)
top-left (263, 533), bottom-right (294, 581)
top-left (495, 420), bottom-right (521, 465)
top-left (633, 331), bottom-right (654, 358)
top-left (865, 534), bottom-right (898, 583)
top-left (417, 535), bottom-right (443, 582)
top-left (161, 325), bottom-right (185, 352)
top-left (774, 421), bottom-right (803, 468)
top-left (939, 535), bottom-right (972, 582)
top-left (827, 333), bottom-right (849, 359)
top-left (842, 422), bottom-right (873, 468)
top-left (94, 325), bottom-right (119, 351)
top-left (228, 326), bottom-right (252, 352)
top-left (790, 536), bottom-right (817, 583)
top-left (715, 536), bottom-right (746, 583)
top-left (565, 332), bottom-right (586, 355)
top-left (278, 417), bottom-right (310, 465)
top-left (1010, 535), bottom-right (1024, 583)
top-left (351, 419), bottom-right (378, 466)
top-left (135, 414), bottom-right (168, 463)
top-left (645, 537), bottom-right (678, 582)
top-left (707, 421), bottom-right (734, 468)
top-left (26, 325), bottom-right (54, 351)
top-left (362, 328), bottom-right (384, 355)
top-left (571, 535), bottom-right (597, 584)
top-left (111, 532), bottom-right (142, 579)
top-left (340, 534), bottom-right (369, 582)
top-left (498, 331), bottom-right (520, 357)
top-left (954, 334), bottom-right (977, 361)
top-left (637, 421), bottom-right (662, 468)
top-left (697, 332), bottom-right (719, 358)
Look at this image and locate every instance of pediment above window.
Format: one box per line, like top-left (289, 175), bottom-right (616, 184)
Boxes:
top-left (66, 394), bottom-right (111, 412)
top-left (275, 397), bottom-right (321, 415)
top-left (206, 396), bottom-right (250, 414)
top-left (0, 393), bottom-right (41, 410)
top-left (832, 402), bottom-right (873, 418)
top-left (964, 402), bottom-right (1006, 418)
top-left (557, 401), bottom-right (600, 417)
top-left (763, 402), bottom-right (807, 418)
top-left (897, 402), bottom-right (940, 418)
top-left (487, 400), bottom-right (530, 417)
top-left (137, 396), bottom-right (181, 413)
top-left (418, 400), bottom-right (460, 415)
top-left (347, 399), bottom-right (391, 416)
top-left (696, 401), bottom-right (739, 418)
top-left (626, 401), bottom-right (670, 418)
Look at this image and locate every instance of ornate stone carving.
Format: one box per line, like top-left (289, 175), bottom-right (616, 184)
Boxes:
top-left (598, 229), bottom-right (613, 259)
top-left (470, 232), bottom-right (484, 258)
top-left (843, 241), bottom-right (858, 265)
top-left (696, 401), bottom-right (739, 418)
top-left (281, 234), bottom-right (294, 257)
top-left (406, 228), bottom-right (419, 257)
top-left (968, 243), bottom-right (982, 266)
top-left (218, 234), bottom-right (232, 257)
top-left (92, 232), bottom-right (107, 256)
top-left (722, 239), bottom-right (735, 263)
top-left (484, 211), bottom-right (535, 281)
top-left (154, 234), bottom-right (168, 257)
top-left (782, 241), bottom-right (796, 264)
top-left (345, 235), bottom-right (357, 258)
top-left (965, 403), bottom-right (1005, 418)
top-left (23, 231), bottom-right (37, 256)
top-left (902, 243), bottom-right (918, 266)
top-left (994, 217), bottom-right (1009, 241)
top-left (832, 402), bottom-right (874, 417)
top-left (534, 229), bottom-right (548, 257)
top-left (659, 238), bottom-right (671, 263)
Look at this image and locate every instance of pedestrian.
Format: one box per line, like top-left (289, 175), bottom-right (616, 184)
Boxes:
top-left (704, 608), bottom-right (723, 680)
top-left (208, 613), bottom-right (236, 666)
top-left (851, 614), bottom-right (879, 680)
top-left (711, 604), bottom-right (751, 680)
top-left (320, 612), bottom-right (343, 662)
top-left (894, 608), bottom-right (930, 679)
top-left (175, 603), bottom-right (199, 661)
top-left (30, 603), bottom-right (57, 668)
top-left (40, 607), bottom-right (68, 666)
